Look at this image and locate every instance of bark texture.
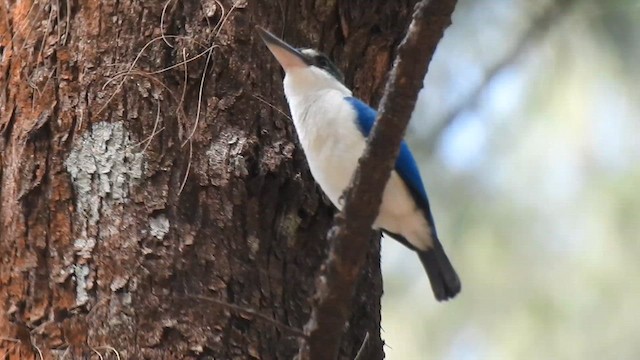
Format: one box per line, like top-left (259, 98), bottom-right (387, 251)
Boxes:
top-left (0, 1), bottom-right (418, 358)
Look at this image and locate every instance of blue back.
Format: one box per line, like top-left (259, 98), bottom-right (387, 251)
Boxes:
top-left (344, 97), bottom-right (436, 227)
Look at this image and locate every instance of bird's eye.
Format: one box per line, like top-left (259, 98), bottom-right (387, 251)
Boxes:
top-left (316, 56), bottom-right (329, 68)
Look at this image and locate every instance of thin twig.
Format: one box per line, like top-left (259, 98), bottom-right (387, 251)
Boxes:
top-left (96, 35), bottom-right (171, 116)
top-left (90, 346), bottom-right (105, 360)
top-left (56, 0), bottom-right (61, 44)
top-left (93, 346), bottom-right (122, 360)
top-left (0, 337), bottom-right (20, 343)
top-left (31, 337), bottom-right (43, 360)
top-left (0, 343), bottom-right (17, 360)
top-left (63, 0), bottom-right (71, 45)
top-left (252, 94), bottom-right (292, 120)
top-left (353, 332), bottom-right (370, 360)
top-left (0, 337), bottom-right (19, 360)
top-left (140, 98), bottom-right (162, 152)
top-left (97, 35), bottom-right (210, 116)
top-left (160, 0), bottom-right (175, 47)
top-left (14, 0), bottom-right (42, 47)
top-left (423, 0), bottom-right (575, 156)
top-left (178, 138), bottom-right (192, 195)
top-left (187, 294), bottom-right (307, 339)
top-left (182, 44), bottom-right (214, 146)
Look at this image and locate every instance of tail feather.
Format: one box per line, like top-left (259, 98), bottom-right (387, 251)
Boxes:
top-left (382, 230), bottom-right (461, 301)
top-left (418, 238), bottom-right (461, 301)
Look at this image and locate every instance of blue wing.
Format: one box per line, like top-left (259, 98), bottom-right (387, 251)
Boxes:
top-left (344, 97), bottom-right (436, 227)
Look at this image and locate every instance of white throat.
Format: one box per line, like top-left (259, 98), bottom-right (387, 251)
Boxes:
top-left (284, 67), bottom-right (351, 100)
top-left (283, 67), bottom-right (352, 128)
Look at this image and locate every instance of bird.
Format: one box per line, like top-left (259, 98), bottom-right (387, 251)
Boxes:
top-left (257, 27), bottom-right (461, 301)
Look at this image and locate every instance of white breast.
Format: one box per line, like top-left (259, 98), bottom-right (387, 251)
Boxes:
top-left (287, 88), bottom-right (365, 208)
top-left (282, 68), bottom-right (433, 250)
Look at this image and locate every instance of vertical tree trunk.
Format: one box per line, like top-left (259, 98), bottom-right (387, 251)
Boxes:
top-left (0, 1), bottom-right (418, 358)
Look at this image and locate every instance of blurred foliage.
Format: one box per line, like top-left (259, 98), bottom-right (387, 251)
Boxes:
top-left (381, 0), bottom-right (640, 359)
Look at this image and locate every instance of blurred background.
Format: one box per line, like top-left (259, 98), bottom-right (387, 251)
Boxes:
top-left (380, 0), bottom-right (640, 359)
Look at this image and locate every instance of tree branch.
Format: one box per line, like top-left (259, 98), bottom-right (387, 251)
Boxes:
top-left (297, 1), bottom-right (458, 359)
top-left (423, 0), bottom-right (575, 157)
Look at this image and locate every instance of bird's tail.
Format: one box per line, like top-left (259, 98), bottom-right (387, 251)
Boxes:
top-left (418, 237), bottom-right (461, 301)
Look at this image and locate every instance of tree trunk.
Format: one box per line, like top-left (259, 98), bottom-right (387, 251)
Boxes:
top-left (0, 1), bottom-right (418, 358)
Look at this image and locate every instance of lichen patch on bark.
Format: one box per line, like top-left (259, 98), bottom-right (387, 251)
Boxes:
top-left (65, 121), bottom-right (144, 209)
top-left (73, 264), bottom-right (91, 305)
top-left (149, 213), bottom-right (170, 240)
top-left (64, 121), bottom-right (145, 305)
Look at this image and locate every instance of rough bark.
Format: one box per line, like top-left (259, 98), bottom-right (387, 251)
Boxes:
top-left (0, 1), bottom-right (418, 358)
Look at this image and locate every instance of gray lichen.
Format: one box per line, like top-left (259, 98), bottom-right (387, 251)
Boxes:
top-left (149, 214), bottom-right (170, 240)
top-left (206, 129), bottom-right (249, 186)
top-left (65, 121), bottom-right (144, 305)
top-left (206, 137), bottom-right (231, 187)
top-left (73, 237), bottom-right (96, 259)
top-left (73, 264), bottom-right (91, 305)
top-left (66, 121), bottom-right (143, 225)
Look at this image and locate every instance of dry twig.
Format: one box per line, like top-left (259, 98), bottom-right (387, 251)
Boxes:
top-left (188, 294), bottom-right (307, 339)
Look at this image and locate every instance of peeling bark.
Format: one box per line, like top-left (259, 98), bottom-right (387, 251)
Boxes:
top-left (0, 0), bottom-right (418, 358)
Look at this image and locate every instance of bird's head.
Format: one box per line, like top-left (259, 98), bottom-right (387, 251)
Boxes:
top-left (257, 27), bottom-right (351, 97)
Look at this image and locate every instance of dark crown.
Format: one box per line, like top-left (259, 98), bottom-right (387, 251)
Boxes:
top-left (299, 48), bottom-right (345, 84)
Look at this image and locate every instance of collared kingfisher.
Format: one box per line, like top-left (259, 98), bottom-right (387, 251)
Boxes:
top-left (258, 27), bottom-right (461, 301)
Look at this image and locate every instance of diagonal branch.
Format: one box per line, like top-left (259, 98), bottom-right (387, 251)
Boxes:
top-left (297, 1), bottom-right (458, 359)
top-left (423, 0), bottom-right (575, 157)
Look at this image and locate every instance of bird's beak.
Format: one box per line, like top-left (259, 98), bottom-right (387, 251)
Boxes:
top-left (257, 26), bottom-right (309, 72)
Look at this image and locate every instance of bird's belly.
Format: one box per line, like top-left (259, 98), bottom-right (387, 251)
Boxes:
top-left (304, 135), bottom-right (364, 209)
top-left (376, 173), bottom-right (433, 250)
top-left (302, 134), bottom-right (433, 250)
top-left (287, 89), bottom-right (433, 250)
